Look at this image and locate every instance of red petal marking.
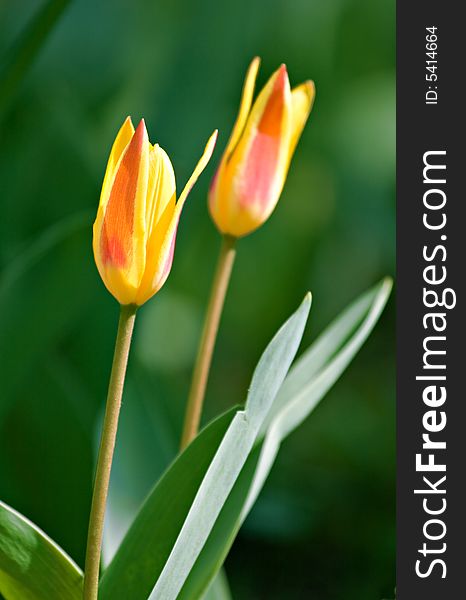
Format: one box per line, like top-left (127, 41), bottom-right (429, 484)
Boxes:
top-left (239, 70), bottom-right (287, 208)
top-left (101, 120), bottom-right (146, 267)
top-left (240, 135), bottom-right (279, 209)
top-left (257, 65), bottom-right (287, 137)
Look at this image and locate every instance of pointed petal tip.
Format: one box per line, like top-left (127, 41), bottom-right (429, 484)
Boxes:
top-left (176, 129), bottom-right (219, 211)
top-left (136, 118), bottom-right (146, 131)
top-left (278, 63), bottom-right (288, 77)
top-left (205, 129), bottom-right (219, 155)
top-left (304, 80), bottom-right (316, 98)
top-left (296, 81), bottom-right (316, 109)
top-left (133, 118), bottom-right (149, 144)
top-left (274, 63), bottom-right (290, 90)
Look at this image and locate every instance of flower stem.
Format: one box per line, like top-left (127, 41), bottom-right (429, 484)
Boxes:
top-left (83, 303), bottom-right (137, 600)
top-left (180, 235), bottom-right (237, 449)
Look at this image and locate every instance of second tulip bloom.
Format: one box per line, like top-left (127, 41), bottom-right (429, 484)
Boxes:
top-left (209, 57), bottom-right (315, 238)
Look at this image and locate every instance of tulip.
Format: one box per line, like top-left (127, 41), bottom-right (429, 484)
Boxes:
top-left (93, 117), bottom-right (217, 306)
top-left (182, 59), bottom-right (315, 449)
top-left (85, 118), bottom-right (217, 599)
top-left (209, 57), bottom-right (315, 238)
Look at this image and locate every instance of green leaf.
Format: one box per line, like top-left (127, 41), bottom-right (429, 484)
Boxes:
top-left (176, 448), bottom-right (261, 600)
top-left (263, 277), bottom-right (393, 432)
top-left (202, 569), bottom-right (232, 600)
top-left (101, 282), bottom-right (390, 599)
top-left (149, 293), bottom-right (311, 600)
top-left (99, 407), bottom-right (239, 600)
top-left (0, 500), bottom-right (82, 600)
top-left (243, 277), bottom-right (393, 516)
top-left (100, 294), bottom-right (312, 600)
top-left (178, 278), bottom-right (392, 598)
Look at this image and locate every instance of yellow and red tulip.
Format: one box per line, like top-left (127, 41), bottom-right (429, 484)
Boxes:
top-left (93, 118), bottom-right (217, 306)
top-left (209, 57), bottom-right (315, 238)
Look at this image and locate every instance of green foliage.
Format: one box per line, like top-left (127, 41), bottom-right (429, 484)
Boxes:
top-left (0, 500), bottom-right (82, 600)
top-left (100, 295), bottom-right (311, 599)
top-left (178, 279), bottom-right (391, 599)
top-left (98, 408), bottom-right (238, 600)
top-left (98, 282), bottom-right (389, 600)
top-left (0, 0), bottom-right (395, 598)
top-left (0, 276), bottom-right (390, 600)
top-left (203, 570), bottom-right (232, 600)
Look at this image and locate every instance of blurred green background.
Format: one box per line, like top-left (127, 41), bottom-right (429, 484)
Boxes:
top-left (0, 0), bottom-right (395, 598)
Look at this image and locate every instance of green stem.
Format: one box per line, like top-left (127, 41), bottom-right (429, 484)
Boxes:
top-left (83, 304), bottom-right (137, 600)
top-left (180, 235), bottom-right (237, 449)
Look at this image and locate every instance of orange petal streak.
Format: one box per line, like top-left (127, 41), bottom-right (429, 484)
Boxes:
top-left (101, 120), bottom-right (146, 268)
top-left (240, 66), bottom-right (287, 209)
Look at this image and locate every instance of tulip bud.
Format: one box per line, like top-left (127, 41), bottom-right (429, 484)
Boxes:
top-left (93, 118), bottom-right (217, 305)
top-left (209, 58), bottom-right (315, 238)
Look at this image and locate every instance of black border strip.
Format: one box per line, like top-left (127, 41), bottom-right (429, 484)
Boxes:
top-left (397, 2), bottom-right (464, 597)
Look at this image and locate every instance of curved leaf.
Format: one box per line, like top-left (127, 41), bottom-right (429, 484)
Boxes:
top-left (202, 569), bottom-right (232, 600)
top-left (178, 278), bottom-right (392, 598)
top-left (100, 294), bottom-right (312, 600)
top-left (99, 407), bottom-right (238, 600)
top-left (101, 281), bottom-right (390, 599)
top-left (0, 500), bottom-right (82, 600)
top-left (243, 277), bottom-right (393, 515)
top-left (149, 294), bottom-right (311, 600)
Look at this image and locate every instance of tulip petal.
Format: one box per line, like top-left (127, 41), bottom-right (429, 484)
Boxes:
top-left (224, 57), bottom-right (260, 160)
top-left (94, 118), bottom-right (136, 264)
top-left (209, 65), bottom-right (314, 239)
top-left (94, 119), bottom-right (150, 304)
top-left (100, 117), bottom-right (135, 210)
top-left (224, 65), bottom-right (292, 235)
top-left (146, 144), bottom-right (176, 237)
top-left (233, 64), bottom-right (291, 205)
top-left (209, 65), bottom-right (293, 237)
top-left (208, 59), bottom-right (260, 231)
top-left (134, 130), bottom-right (218, 305)
top-left (289, 80), bottom-right (315, 159)
top-left (241, 63), bottom-right (290, 140)
top-left (178, 129), bottom-right (218, 210)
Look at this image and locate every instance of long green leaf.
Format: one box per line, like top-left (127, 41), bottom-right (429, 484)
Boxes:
top-left (101, 281), bottom-right (390, 599)
top-left (100, 294), bottom-right (312, 600)
top-left (243, 277), bottom-right (393, 515)
top-left (149, 294), bottom-right (311, 600)
top-left (202, 569), bottom-right (232, 600)
top-left (99, 407), bottom-right (239, 600)
top-left (178, 278), bottom-right (392, 598)
top-left (0, 500), bottom-right (82, 600)
top-left (261, 277), bottom-right (392, 433)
